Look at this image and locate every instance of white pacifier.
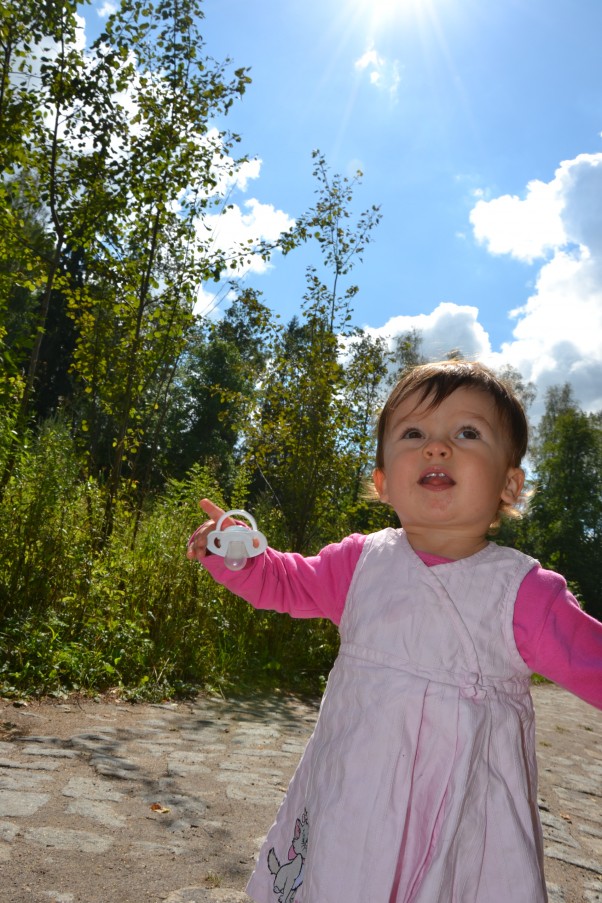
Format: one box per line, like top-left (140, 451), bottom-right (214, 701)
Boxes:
top-left (206, 510), bottom-right (268, 571)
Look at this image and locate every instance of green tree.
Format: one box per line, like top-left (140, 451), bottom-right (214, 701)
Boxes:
top-left (387, 328), bottom-right (425, 385)
top-left (0, 2), bottom-right (84, 445)
top-left (522, 385), bottom-right (602, 619)
top-left (336, 330), bottom-right (394, 532)
top-left (165, 288), bottom-right (273, 488)
top-left (68, 0), bottom-right (252, 532)
top-left (247, 152), bottom-right (382, 552)
top-left (497, 364), bottom-right (537, 416)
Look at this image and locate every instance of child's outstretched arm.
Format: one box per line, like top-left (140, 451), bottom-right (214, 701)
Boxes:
top-left (187, 497), bottom-right (364, 625)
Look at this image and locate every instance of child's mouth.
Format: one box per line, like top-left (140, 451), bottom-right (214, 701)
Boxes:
top-left (419, 471), bottom-right (456, 487)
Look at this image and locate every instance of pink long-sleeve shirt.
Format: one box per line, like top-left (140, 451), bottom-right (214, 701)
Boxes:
top-left (203, 533), bottom-right (602, 709)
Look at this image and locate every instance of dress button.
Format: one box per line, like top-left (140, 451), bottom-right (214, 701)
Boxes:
top-left (466, 672), bottom-right (480, 684)
top-left (460, 685), bottom-right (487, 700)
top-left (460, 686), bottom-right (477, 699)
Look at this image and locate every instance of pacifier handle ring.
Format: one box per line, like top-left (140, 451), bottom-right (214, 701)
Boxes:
top-left (215, 510), bottom-right (258, 532)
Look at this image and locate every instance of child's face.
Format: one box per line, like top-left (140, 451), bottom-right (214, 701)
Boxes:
top-left (373, 386), bottom-right (524, 556)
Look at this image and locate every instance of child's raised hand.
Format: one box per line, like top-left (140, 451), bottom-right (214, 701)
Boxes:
top-left (186, 498), bottom-right (237, 562)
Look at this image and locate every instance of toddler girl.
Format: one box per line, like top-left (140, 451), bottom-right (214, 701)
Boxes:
top-left (187, 360), bottom-right (602, 903)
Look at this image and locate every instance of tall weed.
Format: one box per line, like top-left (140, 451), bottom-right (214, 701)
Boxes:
top-left (0, 418), bottom-right (101, 619)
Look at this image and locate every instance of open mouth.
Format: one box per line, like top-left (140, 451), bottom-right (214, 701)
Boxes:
top-left (419, 471), bottom-right (456, 487)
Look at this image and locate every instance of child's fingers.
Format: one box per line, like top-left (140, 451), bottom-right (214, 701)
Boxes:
top-left (187, 498), bottom-right (236, 561)
top-left (199, 498), bottom-right (225, 520)
top-left (186, 500), bottom-right (219, 560)
top-left (186, 523), bottom-right (210, 560)
top-left (199, 498), bottom-right (237, 530)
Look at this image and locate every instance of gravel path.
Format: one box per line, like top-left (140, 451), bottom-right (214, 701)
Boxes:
top-left (0, 684), bottom-right (600, 903)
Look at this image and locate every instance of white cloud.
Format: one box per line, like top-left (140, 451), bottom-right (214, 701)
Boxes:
top-left (366, 150), bottom-right (602, 422)
top-left (212, 154), bottom-right (262, 196)
top-left (194, 282), bottom-right (230, 318)
top-left (97, 1), bottom-right (118, 18)
top-left (366, 302), bottom-right (492, 361)
top-left (354, 43), bottom-right (401, 100)
top-left (470, 152), bottom-right (602, 264)
top-left (355, 47), bottom-right (383, 73)
top-left (193, 194), bottom-right (295, 316)
top-left (193, 193), bottom-right (295, 316)
top-left (202, 198), bottom-right (295, 278)
top-left (485, 253), bottom-right (602, 418)
top-left (471, 152), bottom-right (602, 418)
top-left (469, 178), bottom-right (565, 263)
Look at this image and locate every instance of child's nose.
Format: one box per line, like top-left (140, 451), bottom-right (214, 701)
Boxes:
top-left (424, 438), bottom-right (451, 458)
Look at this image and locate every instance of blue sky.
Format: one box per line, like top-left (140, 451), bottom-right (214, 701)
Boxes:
top-left (84, 0), bottom-right (602, 419)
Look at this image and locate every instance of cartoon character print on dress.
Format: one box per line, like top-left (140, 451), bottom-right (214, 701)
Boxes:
top-left (267, 809), bottom-right (309, 903)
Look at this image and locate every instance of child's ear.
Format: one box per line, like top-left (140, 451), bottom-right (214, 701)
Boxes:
top-left (372, 468), bottom-right (389, 502)
top-left (501, 467), bottom-right (525, 506)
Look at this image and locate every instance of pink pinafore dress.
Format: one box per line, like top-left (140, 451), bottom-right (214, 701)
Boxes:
top-left (246, 528), bottom-right (547, 903)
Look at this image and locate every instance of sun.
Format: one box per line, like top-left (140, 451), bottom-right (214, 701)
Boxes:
top-left (373, 0), bottom-right (408, 12)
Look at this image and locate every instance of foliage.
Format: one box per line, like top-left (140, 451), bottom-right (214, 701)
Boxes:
top-left (387, 328), bottom-right (425, 385)
top-left (0, 434), bottom-right (338, 699)
top-left (518, 385), bottom-right (602, 620)
top-left (164, 289), bottom-right (273, 491)
top-left (0, 0), bottom-right (254, 530)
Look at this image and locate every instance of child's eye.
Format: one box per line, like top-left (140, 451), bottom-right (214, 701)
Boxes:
top-left (401, 428), bottom-right (424, 439)
top-left (457, 426), bottom-right (481, 440)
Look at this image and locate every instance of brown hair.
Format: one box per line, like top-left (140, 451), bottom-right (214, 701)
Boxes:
top-left (375, 360), bottom-right (529, 520)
